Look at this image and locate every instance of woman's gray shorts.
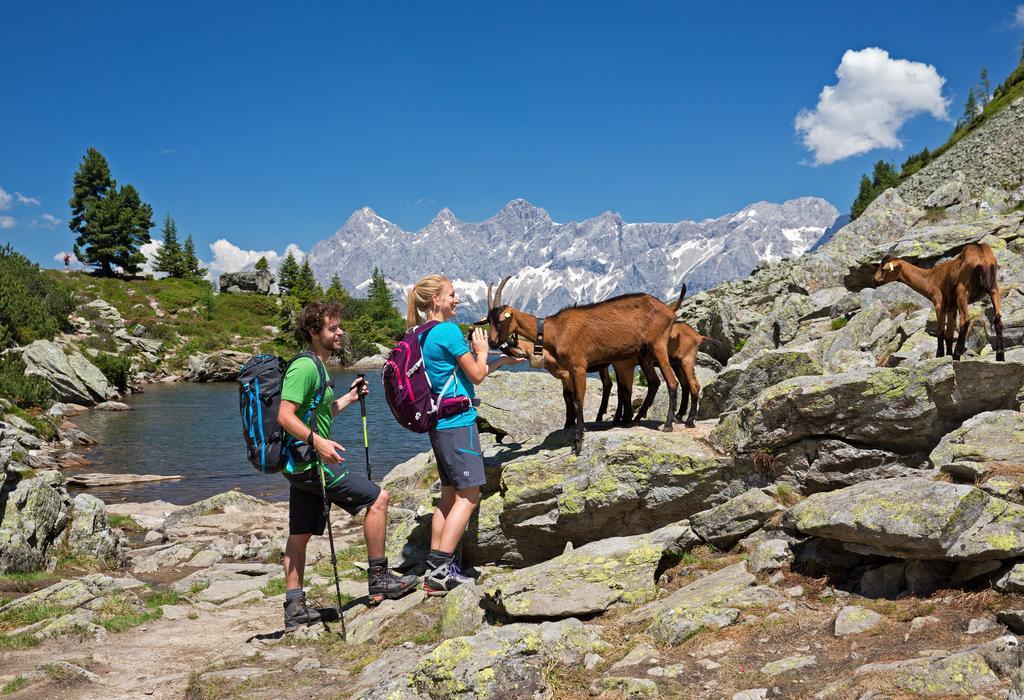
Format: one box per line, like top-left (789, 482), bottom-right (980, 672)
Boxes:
top-left (429, 424), bottom-right (486, 490)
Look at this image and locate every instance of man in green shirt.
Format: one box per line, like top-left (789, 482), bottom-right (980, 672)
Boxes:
top-left (277, 301), bottom-right (417, 630)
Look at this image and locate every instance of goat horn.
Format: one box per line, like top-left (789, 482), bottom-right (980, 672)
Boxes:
top-left (487, 282), bottom-right (494, 311)
top-left (493, 275), bottom-right (511, 308)
top-left (881, 243), bottom-right (898, 262)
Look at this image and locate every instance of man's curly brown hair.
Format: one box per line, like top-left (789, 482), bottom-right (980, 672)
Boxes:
top-left (295, 301), bottom-right (345, 344)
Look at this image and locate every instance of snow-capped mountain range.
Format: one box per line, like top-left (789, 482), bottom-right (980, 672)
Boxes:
top-left (306, 197), bottom-right (839, 320)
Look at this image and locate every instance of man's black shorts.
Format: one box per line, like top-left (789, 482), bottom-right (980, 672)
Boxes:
top-left (429, 424), bottom-right (486, 490)
top-left (285, 466), bottom-right (380, 536)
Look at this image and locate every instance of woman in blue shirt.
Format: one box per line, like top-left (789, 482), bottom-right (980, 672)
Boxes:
top-left (407, 274), bottom-right (522, 594)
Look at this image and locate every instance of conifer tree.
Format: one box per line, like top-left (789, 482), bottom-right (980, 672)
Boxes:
top-left (181, 235), bottom-right (207, 279)
top-left (69, 149), bottom-right (153, 276)
top-left (367, 267), bottom-right (394, 321)
top-left (278, 251), bottom-right (299, 293)
top-left (292, 260), bottom-right (321, 305)
top-left (153, 214), bottom-right (184, 277)
top-left (254, 256), bottom-right (269, 272)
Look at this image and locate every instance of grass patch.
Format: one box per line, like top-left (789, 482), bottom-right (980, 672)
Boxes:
top-left (312, 543), bottom-right (368, 581)
top-left (0, 633), bottom-right (42, 651)
top-left (188, 581), bottom-right (211, 596)
top-left (1, 676), bottom-right (31, 696)
top-left (4, 404), bottom-right (58, 441)
top-left (773, 483), bottom-right (802, 508)
top-left (95, 593), bottom-right (163, 632)
top-left (108, 514), bottom-right (144, 532)
top-left (830, 317), bottom-right (849, 331)
top-left (144, 588), bottom-right (185, 608)
top-left (0, 602), bottom-right (69, 632)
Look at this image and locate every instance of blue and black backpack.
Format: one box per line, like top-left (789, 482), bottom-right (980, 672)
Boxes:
top-left (237, 350), bottom-right (327, 474)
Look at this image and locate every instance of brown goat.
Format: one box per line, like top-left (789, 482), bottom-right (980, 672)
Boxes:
top-left (482, 277), bottom-right (682, 453)
top-left (873, 242), bottom-right (1004, 361)
top-left (598, 321), bottom-right (712, 427)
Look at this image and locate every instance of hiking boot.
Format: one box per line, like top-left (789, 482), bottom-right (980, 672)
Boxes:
top-left (423, 560), bottom-right (471, 596)
top-left (449, 560), bottom-right (477, 585)
top-left (283, 594), bottom-right (322, 630)
top-left (368, 565), bottom-right (418, 605)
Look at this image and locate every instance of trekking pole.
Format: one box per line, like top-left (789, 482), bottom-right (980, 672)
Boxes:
top-left (357, 373), bottom-right (371, 482)
top-left (318, 462), bottom-right (346, 640)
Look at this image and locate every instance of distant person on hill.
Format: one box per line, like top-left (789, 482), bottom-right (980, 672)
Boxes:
top-left (406, 275), bottom-right (523, 595)
top-left (63, 252), bottom-right (71, 270)
top-left (277, 301), bottom-right (417, 630)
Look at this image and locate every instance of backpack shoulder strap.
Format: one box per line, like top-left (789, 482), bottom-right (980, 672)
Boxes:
top-left (290, 350), bottom-right (329, 437)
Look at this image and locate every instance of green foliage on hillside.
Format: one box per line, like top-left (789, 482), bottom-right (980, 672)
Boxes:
top-left (849, 57), bottom-right (1024, 219)
top-left (0, 355), bottom-right (55, 409)
top-left (850, 161), bottom-right (900, 219)
top-left (0, 245), bottom-right (75, 346)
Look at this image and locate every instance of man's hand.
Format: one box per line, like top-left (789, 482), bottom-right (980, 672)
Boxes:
top-left (314, 435), bottom-right (346, 464)
top-left (471, 327), bottom-right (488, 355)
top-left (347, 377), bottom-right (369, 403)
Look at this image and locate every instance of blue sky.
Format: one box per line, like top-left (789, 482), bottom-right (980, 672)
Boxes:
top-left (2, 2), bottom-right (1023, 274)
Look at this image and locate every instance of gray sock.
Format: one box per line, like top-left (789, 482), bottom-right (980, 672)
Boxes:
top-left (285, 588), bottom-right (304, 602)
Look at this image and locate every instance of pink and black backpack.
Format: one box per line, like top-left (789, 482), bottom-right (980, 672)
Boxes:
top-left (382, 321), bottom-right (471, 433)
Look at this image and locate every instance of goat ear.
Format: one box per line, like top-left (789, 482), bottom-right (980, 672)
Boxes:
top-left (472, 317), bottom-right (489, 326)
top-left (886, 262), bottom-right (895, 272)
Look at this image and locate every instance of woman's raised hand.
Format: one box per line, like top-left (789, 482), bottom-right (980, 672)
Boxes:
top-left (471, 327), bottom-right (489, 355)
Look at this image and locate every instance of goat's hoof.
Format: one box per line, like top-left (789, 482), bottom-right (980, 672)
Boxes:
top-left (684, 421), bottom-right (695, 428)
top-left (660, 424), bottom-right (674, 433)
top-left (997, 353), bottom-right (1006, 361)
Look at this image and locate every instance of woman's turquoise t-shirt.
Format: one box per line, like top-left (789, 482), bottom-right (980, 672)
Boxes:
top-left (420, 321), bottom-right (477, 430)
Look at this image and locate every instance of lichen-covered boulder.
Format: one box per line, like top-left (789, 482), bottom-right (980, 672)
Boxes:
top-left (218, 269), bottom-right (274, 295)
top-left (58, 493), bottom-right (127, 567)
top-left (186, 350), bottom-right (250, 382)
top-left (770, 438), bottom-right (928, 495)
top-left (387, 619), bottom-right (607, 699)
top-left (164, 490), bottom-right (270, 527)
top-left (785, 476), bottom-right (1024, 561)
top-left (440, 583), bottom-right (486, 638)
top-left (461, 428), bottom-right (750, 565)
top-left (924, 172), bottom-right (971, 208)
top-left (709, 358), bottom-right (1024, 456)
top-left (930, 410), bottom-right (1024, 482)
top-left (483, 523), bottom-right (699, 620)
top-left (688, 488), bottom-right (783, 549)
top-left (628, 562), bottom-right (782, 645)
top-left (698, 349), bottom-right (823, 419)
top-left (0, 573), bottom-right (116, 615)
top-left (16, 340), bottom-right (109, 405)
top-left (729, 293), bottom-right (816, 365)
top-left (0, 471), bottom-right (70, 572)
top-left (475, 371), bottom-right (608, 442)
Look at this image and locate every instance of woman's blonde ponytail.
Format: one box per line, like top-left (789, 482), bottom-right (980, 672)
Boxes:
top-left (406, 275), bottom-right (450, 327)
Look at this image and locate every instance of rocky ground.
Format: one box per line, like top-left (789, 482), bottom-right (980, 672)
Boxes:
top-left (4, 99), bottom-right (1024, 699)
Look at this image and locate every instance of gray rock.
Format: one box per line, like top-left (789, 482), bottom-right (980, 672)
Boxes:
top-left (689, 488), bottom-right (783, 549)
top-left (997, 610), bottom-right (1024, 634)
top-left (0, 573), bottom-right (115, 614)
top-left (440, 583), bottom-right (486, 638)
top-left (746, 539), bottom-right (793, 573)
top-left (475, 371), bottom-right (609, 442)
top-left (930, 410), bottom-right (1024, 483)
top-left (16, 340), bottom-right (109, 404)
top-left (629, 562), bottom-right (783, 644)
top-left (950, 559), bottom-right (1002, 586)
top-left (347, 590), bottom-right (426, 645)
top-left (996, 563), bottom-right (1024, 592)
top-left (219, 270), bottom-right (274, 295)
top-left (60, 493), bottom-right (127, 566)
top-left (404, 618), bottom-right (607, 699)
top-left (0, 471), bottom-right (70, 572)
top-left (760, 654), bottom-right (817, 676)
top-left (729, 293), bottom-right (817, 364)
top-left (698, 349), bottom-right (823, 419)
top-left (785, 477), bottom-right (1024, 561)
top-left (187, 350), bottom-right (251, 382)
top-left (923, 172), bottom-right (971, 208)
top-left (904, 560), bottom-right (951, 597)
top-left (967, 617), bottom-right (1000, 635)
top-left (771, 438), bottom-right (927, 495)
top-left (858, 563), bottom-right (905, 599)
top-left (164, 491), bottom-right (270, 526)
top-left (609, 643), bottom-right (660, 671)
top-left (589, 677), bottom-right (660, 698)
top-left (711, 358), bottom-right (1024, 457)
top-left (732, 690), bottom-right (769, 700)
top-left (834, 606), bottom-right (883, 636)
top-left (483, 523), bottom-right (698, 620)
top-left (458, 428), bottom-right (750, 566)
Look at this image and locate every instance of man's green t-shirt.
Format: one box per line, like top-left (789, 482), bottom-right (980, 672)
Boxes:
top-left (280, 355), bottom-right (334, 474)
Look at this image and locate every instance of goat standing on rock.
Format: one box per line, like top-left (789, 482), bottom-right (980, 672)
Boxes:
top-left (480, 276), bottom-right (683, 454)
top-left (873, 242), bottom-right (1004, 361)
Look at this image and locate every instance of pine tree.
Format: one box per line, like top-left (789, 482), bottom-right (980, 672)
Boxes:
top-left (181, 235), bottom-right (207, 279)
top-left (324, 273), bottom-right (347, 303)
top-left (980, 67), bottom-right (990, 107)
top-left (871, 160), bottom-right (899, 192)
top-left (367, 267), bottom-right (394, 321)
top-left (960, 88), bottom-right (978, 129)
top-left (292, 260), bottom-right (321, 305)
top-left (850, 174), bottom-right (875, 219)
top-left (153, 214), bottom-right (184, 277)
top-left (278, 251), bottom-right (299, 293)
top-left (68, 148), bottom-right (113, 236)
top-left (254, 256), bottom-right (269, 272)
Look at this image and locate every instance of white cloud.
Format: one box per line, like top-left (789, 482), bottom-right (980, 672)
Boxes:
top-left (0, 216), bottom-right (16, 229)
top-left (1015, 5), bottom-right (1024, 27)
top-left (205, 239), bottom-right (305, 284)
top-left (31, 213), bottom-right (61, 229)
top-left (139, 239), bottom-right (163, 277)
top-left (0, 187), bottom-right (11, 210)
top-left (795, 47), bottom-right (949, 165)
top-left (15, 192), bottom-right (40, 206)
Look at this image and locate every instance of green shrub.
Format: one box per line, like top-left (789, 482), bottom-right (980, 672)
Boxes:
top-left (0, 354), bottom-right (55, 409)
top-left (0, 245), bottom-right (75, 346)
top-left (92, 352), bottom-right (133, 390)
